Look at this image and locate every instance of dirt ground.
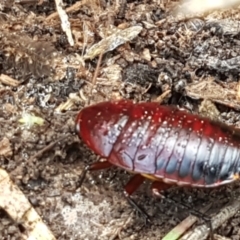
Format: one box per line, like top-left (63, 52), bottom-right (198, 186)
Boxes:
top-left (2, 0), bottom-right (240, 239)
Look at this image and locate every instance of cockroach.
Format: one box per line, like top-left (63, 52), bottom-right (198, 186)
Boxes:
top-left (76, 99), bottom-right (240, 235)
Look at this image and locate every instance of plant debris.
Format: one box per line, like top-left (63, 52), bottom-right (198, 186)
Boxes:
top-left (83, 26), bottom-right (143, 60)
top-left (1, 0), bottom-right (240, 240)
top-left (0, 168), bottom-right (55, 240)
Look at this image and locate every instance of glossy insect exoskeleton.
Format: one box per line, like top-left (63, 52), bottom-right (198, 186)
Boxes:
top-left (76, 99), bottom-right (240, 189)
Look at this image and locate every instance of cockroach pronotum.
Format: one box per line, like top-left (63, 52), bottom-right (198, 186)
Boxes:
top-left (76, 99), bottom-right (240, 236)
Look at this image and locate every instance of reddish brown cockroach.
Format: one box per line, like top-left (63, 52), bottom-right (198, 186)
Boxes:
top-left (76, 99), bottom-right (240, 236)
top-left (76, 99), bottom-right (240, 188)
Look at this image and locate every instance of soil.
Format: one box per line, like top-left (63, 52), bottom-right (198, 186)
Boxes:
top-left (1, 0), bottom-right (240, 239)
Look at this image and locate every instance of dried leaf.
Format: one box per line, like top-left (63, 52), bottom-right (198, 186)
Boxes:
top-left (206, 19), bottom-right (240, 35)
top-left (83, 26), bottom-right (143, 60)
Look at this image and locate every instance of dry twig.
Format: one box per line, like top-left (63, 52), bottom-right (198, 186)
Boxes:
top-left (28, 135), bottom-right (70, 163)
top-left (181, 195), bottom-right (240, 240)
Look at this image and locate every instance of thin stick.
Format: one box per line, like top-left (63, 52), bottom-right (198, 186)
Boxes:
top-left (92, 53), bottom-right (103, 87)
top-left (88, 53), bottom-right (103, 105)
top-left (28, 135), bottom-right (70, 163)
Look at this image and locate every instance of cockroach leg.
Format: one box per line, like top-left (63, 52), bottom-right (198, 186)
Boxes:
top-left (78, 161), bottom-right (113, 187)
top-left (151, 181), bottom-right (172, 198)
top-left (124, 174), bottom-right (145, 196)
top-left (78, 165), bottom-right (89, 187)
top-left (151, 181), bottom-right (214, 240)
top-left (123, 174), bottom-right (150, 222)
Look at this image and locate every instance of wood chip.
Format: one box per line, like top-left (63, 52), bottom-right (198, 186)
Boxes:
top-left (0, 137), bottom-right (12, 157)
top-left (0, 74), bottom-right (20, 87)
top-left (0, 168), bottom-right (56, 240)
top-left (55, 97), bottom-right (76, 112)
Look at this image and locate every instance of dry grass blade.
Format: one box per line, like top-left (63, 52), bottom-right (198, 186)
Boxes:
top-left (180, 195), bottom-right (240, 240)
top-left (162, 204), bottom-right (211, 240)
top-left (162, 215), bottom-right (199, 240)
top-left (55, 98), bottom-right (75, 112)
top-left (53, 0), bottom-right (74, 46)
top-left (0, 168), bottom-right (56, 240)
